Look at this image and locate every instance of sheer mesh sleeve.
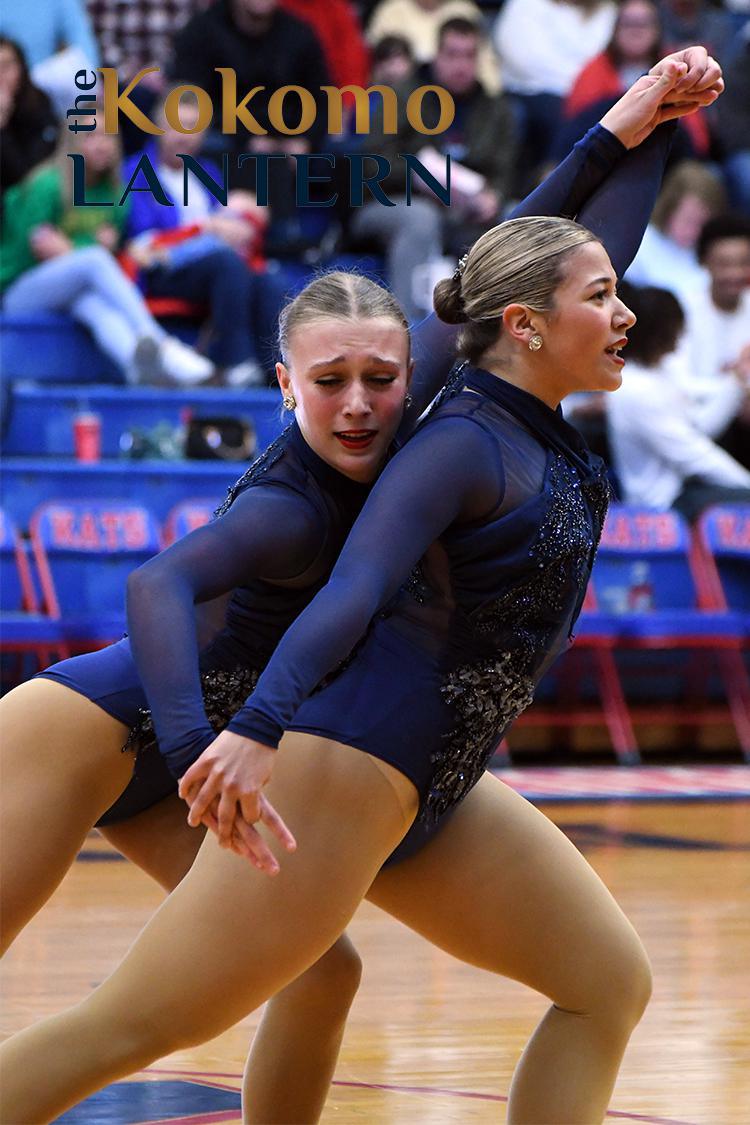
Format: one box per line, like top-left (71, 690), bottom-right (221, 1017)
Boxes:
top-left (226, 416), bottom-right (504, 748)
top-left (575, 123), bottom-right (676, 277)
top-left (511, 123), bottom-right (626, 223)
top-left (126, 485), bottom-right (325, 778)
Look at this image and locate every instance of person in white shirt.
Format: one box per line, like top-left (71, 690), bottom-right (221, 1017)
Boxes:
top-left (493, 0), bottom-right (616, 187)
top-left (673, 214), bottom-right (750, 468)
top-left (607, 282), bottom-right (750, 521)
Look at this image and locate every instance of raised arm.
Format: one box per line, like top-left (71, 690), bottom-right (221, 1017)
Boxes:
top-left (126, 485), bottom-right (324, 779)
top-left (402, 57), bottom-right (720, 429)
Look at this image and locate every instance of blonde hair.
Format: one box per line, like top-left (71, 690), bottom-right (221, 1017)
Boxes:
top-left (278, 271), bottom-right (410, 364)
top-left (651, 160), bottom-right (727, 233)
top-left (433, 215), bottom-right (599, 363)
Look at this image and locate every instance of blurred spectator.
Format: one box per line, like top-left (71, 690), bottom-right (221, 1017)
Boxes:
top-left (0, 0), bottom-right (100, 113)
top-left (716, 22), bottom-right (750, 215)
top-left (350, 16), bottom-right (515, 320)
top-left (0, 0), bottom-right (99, 69)
top-left (281, 0), bottom-right (369, 88)
top-left (367, 0), bottom-right (501, 93)
top-left (557, 0), bottom-right (709, 161)
top-left (658, 0), bottom-right (734, 61)
top-left (626, 160), bottom-right (727, 303)
top-left (86, 0), bottom-right (207, 81)
top-left (123, 91), bottom-right (284, 386)
top-left (169, 0), bottom-right (330, 151)
top-left (0, 38), bottom-right (59, 193)
top-left (493, 0), bottom-right (616, 190)
top-left (607, 282), bottom-right (750, 520)
top-left (567, 0), bottom-right (663, 116)
top-left (0, 128), bottom-right (213, 387)
top-left (673, 214), bottom-right (750, 469)
top-left (169, 0), bottom-right (331, 258)
top-left (370, 35), bottom-right (415, 85)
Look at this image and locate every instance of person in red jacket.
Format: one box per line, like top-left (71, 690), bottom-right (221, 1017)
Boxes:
top-left (281, 0), bottom-right (370, 89)
top-left (566, 0), bottom-right (709, 157)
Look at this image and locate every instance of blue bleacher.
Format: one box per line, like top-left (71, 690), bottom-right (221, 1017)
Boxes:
top-left (3, 384), bottom-right (285, 458)
top-left (0, 313), bottom-right (122, 384)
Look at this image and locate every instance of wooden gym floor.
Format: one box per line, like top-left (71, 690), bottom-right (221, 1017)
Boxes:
top-left (1, 793), bottom-right (748, 1124)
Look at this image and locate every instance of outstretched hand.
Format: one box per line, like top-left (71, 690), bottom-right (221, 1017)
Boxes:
top-left (179, 729), bottom-right (296, 874)
top-left (601, 48), bottom-right (723, 150)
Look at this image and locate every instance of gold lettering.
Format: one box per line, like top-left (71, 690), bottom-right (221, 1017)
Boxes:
top-left (322, 85), bottom-right (397, 135)
top-left (99, 67), bottom-right (163, 135)
top-left (406, 85), bottom-right (455, 135)
top-left (217, 69), bottom-right (266, 134)
top-left (163, 84), bottom-right (214, 133)
top-left (267, 85), bottom-right (316, 135)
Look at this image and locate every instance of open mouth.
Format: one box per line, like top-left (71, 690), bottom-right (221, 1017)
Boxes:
top-left (334, 430), bottom-right (378, 450)
top-left (605, 339), bottom-right (628, 365)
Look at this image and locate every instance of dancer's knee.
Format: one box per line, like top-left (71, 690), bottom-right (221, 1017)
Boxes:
top-left (279, 936), bottom-right (364, 1017)
top-left (557, 934), bottom-right (652, 1031)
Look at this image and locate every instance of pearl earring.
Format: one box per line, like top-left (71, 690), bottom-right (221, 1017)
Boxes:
top-left (528, 334), bottom-right (543, 352)
top-left (282, 394), bottom-right (297, 410)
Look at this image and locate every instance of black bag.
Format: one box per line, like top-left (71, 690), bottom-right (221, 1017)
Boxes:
top-left (185, 416), bottom-right (257, 462)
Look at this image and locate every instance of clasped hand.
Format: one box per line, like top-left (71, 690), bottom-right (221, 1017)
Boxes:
top-left (179, 729), bottom-right (296, 875)
top-left (601, 46), bottom-right (723, 150)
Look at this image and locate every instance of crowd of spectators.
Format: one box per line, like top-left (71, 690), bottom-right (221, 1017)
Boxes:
top-left (0, 0), bottom-right (748, 517)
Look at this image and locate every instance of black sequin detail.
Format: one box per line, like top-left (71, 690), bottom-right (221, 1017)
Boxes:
top-left (403, 561), bottom-right (432, 605)
top-left (214, 424), bottom-right (294, 517)
top-left (426, 653), bottom-right (534, 821)
top-left (122, 666), bottom-right (260, 756)
top-left (423, 453), bottom-right (610, 822)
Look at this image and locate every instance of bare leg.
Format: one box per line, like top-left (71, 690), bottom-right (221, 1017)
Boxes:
top-left (367, 772), bottom-right (652, 1125)
top-left (0, 734), bottom-right (417, 1123)
top-left (102, 794), bottom-right (364, 1125)
top-left (0, 680), bottom-right (134, 954)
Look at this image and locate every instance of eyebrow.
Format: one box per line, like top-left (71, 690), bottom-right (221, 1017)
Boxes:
top-left (584, 276), bottom-right (616, 290)
top-left (308, 355), bottom-right (402, 370)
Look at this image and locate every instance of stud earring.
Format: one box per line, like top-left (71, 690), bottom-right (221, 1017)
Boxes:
top-left (528, 334), bottom-right (543, 352)
top-left (404, 392), bottom-right (413, 408)
top-left (282, 393), bottom-right (297, 410)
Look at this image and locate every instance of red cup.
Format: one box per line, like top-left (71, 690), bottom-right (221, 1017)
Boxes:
top-left (73, 412), bottom-right (102, 463)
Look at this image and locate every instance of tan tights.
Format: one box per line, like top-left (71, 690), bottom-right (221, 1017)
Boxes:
top-left (0, 700), bottom-right (650, 1124)
top-left (367, 771), bottom-right (653, 1122)
top-left (0, 682), bottom-right (374, 1124)
top-left (0, 730), bottom-right (417, 1124)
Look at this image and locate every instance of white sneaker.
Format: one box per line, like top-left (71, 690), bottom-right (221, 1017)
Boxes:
top-left (222, 359), bottom-right (266, 388)
top-left (158, 337), bottom-right (214, 386)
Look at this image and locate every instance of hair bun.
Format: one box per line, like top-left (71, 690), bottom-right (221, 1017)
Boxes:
top-left (433, 275), bottom-right (468, 324)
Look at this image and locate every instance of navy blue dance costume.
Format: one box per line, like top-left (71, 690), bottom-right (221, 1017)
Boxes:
top-left (38, 122), bottom-right (674, 841)
top-left (227, 367), bottom-right (611, 860)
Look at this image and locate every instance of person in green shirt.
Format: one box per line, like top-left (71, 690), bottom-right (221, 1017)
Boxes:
top-left (1, 127), bottom-right (213, 385)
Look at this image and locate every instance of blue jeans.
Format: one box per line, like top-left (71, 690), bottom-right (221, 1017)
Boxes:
top-left (146, 244), bottom-right (256, 367)
top-left (3, 247), bottom-right (164, 380)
